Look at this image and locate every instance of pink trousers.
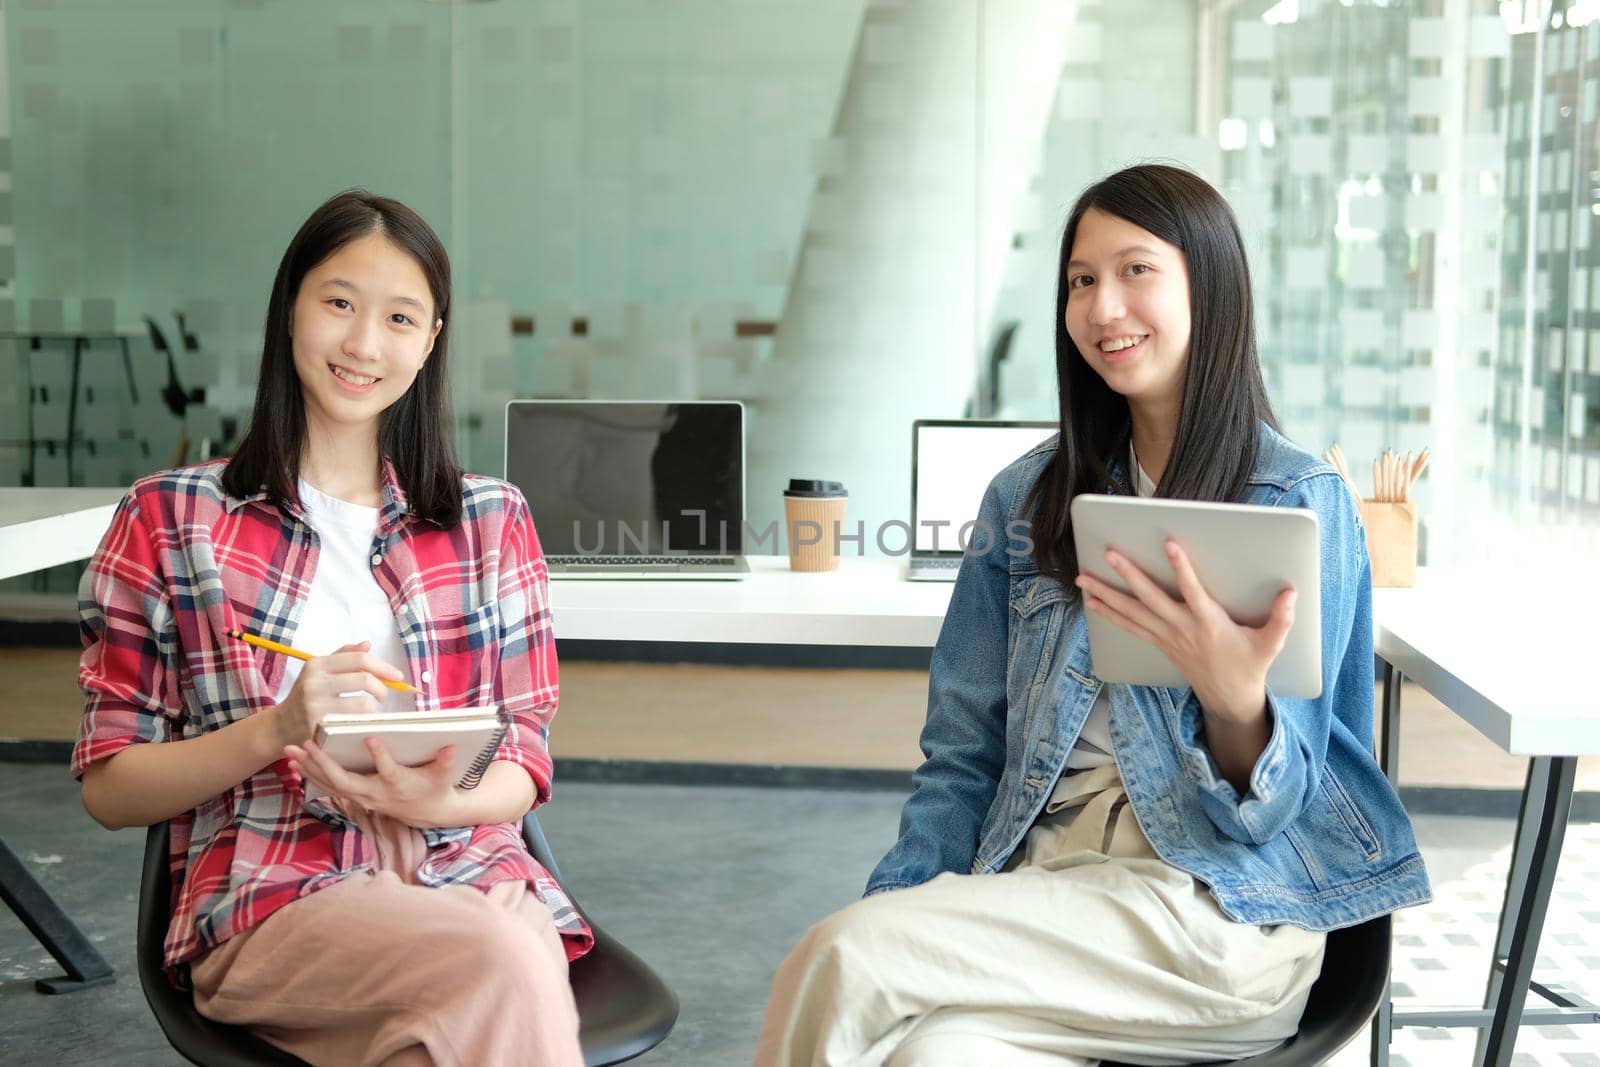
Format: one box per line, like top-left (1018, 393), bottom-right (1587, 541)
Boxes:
top-left (189, 803), bottom-right (582, 1067)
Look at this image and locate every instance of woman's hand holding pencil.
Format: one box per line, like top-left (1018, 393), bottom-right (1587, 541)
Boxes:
top-left (227, 632), bottom-right (414, 753)
top-left (227, 629), bottom-right (417, 693)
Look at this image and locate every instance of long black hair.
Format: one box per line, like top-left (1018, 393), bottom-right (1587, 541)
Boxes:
top-left (1026, 164), bottom-right (1277, 585)
top-left (222, 189), bottom-right (463, 527)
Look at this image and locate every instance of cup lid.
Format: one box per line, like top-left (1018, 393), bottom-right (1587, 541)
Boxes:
top-left (785, 479), bottom-right (847, 498)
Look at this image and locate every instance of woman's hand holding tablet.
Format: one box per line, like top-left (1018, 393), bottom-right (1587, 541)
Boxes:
top-left (1068, 495), bottom-right (1323, 700)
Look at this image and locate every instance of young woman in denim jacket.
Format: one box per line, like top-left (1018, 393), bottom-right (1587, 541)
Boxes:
top-left (757, 165), bottom-right (1432, 1067)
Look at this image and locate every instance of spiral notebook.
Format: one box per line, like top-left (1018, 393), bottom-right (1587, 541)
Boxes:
top-left (307, 705), bottom-right (506, 798)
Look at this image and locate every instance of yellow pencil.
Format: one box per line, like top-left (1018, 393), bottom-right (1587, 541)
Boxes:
top-left (226, 628), bottom-right (419, 693)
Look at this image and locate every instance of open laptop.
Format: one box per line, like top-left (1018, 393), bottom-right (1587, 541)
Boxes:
top-left (504, 400), bottom-right (750, 579)
top-left (906, 418), bottom-right (1057, 581)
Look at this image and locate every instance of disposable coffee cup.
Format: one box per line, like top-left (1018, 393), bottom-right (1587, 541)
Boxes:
top-left (784, 479), bottom-right (848, 572)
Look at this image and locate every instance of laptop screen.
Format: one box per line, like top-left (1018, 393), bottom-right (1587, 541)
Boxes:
top-left (912, 420), bottom-right (1057, 554)
top-left (505, 401), bottom-right (744, 556)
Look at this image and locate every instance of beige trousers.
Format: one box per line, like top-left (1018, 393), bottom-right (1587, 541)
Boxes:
top-left (756, 764), bottom-right (1327, 1067)
top-left (189, 802), bottom-right (582, 1067)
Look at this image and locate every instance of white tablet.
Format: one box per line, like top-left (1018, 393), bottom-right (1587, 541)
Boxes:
top-left (1069, 494), bottom-right (1323, 699)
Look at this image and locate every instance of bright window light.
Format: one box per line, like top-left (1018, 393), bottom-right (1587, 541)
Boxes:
top-left (1262, 0), bottom-right (1299, 25)
top-left (1219, 117), bottom-right (1248, 151)
top-left (1568, 0), bottom-right (1600, 27)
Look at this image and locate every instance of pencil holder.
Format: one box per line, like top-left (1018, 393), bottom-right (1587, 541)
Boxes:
top-left (1358, 499), bottom-right (1417, 588)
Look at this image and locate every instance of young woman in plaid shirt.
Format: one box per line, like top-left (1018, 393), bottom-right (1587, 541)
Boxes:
top-left (74, 191), bottom-right (589, 1066)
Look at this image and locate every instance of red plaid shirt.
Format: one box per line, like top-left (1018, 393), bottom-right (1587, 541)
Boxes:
top-left (72, 459), bottom-right (593, 974)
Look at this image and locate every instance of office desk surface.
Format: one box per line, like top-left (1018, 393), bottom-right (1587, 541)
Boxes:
top-left (550, 556), bottom-right (954, 646)
top-left (0, 488), bottom-right (124, 581)
top-left (1373, 575), bottom-right (1600, 758)
top-left (564, 563), bottom-right (1600, 761)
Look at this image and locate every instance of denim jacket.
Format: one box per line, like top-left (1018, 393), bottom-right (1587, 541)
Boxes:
top-left (866, 424), bottom-right (1432, 930)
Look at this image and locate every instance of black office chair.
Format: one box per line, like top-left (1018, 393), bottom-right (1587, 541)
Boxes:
top-left (1104, 914), bottom-right (1392, 1067)
top-left (137, 814), bottom-right (678, 1067)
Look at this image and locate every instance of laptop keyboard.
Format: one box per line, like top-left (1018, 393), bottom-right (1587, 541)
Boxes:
top-left (914, 557), bottom-right (962, 570)
top-left (548, 555), bottom-right (738, 567)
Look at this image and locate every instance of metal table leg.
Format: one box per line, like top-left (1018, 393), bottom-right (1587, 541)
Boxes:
top-left (0, 835), bottom-right (116, 993)
top-left (22, 334), bottom-right (39, 486)
top-left (1378, 660), bottom-right (1402, 784)
top-left (1370, 660), bottom-right (1401, 1067)
top-left (65, 335), bottom-right (84, 487)
top-left (1475, 756), bottom-right (1578, 1066)
top-left (119, 335), bottom-right (139, 404)
top-left (1474, 759), bottom-right (1552, 1041)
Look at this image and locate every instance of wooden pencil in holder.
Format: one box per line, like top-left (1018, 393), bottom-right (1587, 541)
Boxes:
top-left (1358, 499), bottom-right (1417, 588)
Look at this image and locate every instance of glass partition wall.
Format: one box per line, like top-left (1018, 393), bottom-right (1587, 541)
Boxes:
top-left (3, 0), bottom-right (1595, 584)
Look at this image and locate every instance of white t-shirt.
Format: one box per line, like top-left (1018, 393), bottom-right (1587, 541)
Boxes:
top-left (272, 479), bottom-right (414, 714)
top-left (1063, 444), bottom-right (1157, 770)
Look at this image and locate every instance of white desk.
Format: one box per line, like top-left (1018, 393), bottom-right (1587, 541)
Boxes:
top-left (0, 488), bottom-right (124, 581)
top-left (1370, 573), bottom-right (1600, 1067)
top-left (1373, 576), bottom-right (1599, 757)
top-left (550, 556), bottom-right (952, 645)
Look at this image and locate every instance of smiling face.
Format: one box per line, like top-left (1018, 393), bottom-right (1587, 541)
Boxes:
top-left (1063, 207), bottom-right (1192, 411)
top-left (289, 230), bottom-right (442, 442)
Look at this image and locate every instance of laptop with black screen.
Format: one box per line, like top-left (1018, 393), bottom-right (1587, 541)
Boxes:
top-left (504, 400), bottom-right (750, 579)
